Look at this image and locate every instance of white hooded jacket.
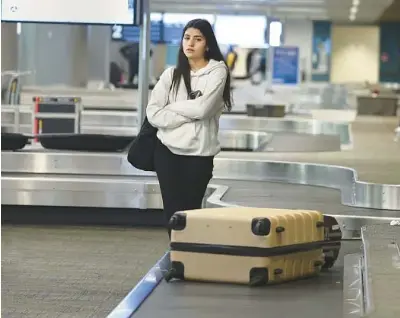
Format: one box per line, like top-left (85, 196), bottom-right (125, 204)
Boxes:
top-left (146, 59), bottom-right (228, 156)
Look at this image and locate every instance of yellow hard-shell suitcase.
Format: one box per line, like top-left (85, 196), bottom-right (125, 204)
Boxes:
top-left (165, 207), bottom-right (328, 286)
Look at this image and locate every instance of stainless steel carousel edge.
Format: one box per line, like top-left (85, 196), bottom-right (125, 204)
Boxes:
top-left (2, 151), bottom-right (398, 210)
top-left (2, 175), bottom-right (399, 240)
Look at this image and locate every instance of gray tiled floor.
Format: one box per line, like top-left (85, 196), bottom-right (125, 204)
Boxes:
top-left (2, 225), bottom-right (168, 318)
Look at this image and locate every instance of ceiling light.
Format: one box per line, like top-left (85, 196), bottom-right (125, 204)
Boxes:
top-left (350, 6), bottom-right (358, 14)
top-left (352, 0), bottom-right (360, 6)
top-left (349, 14), bottom-right (356, 21)
top-left (275, 7), bottom-right (326, 13)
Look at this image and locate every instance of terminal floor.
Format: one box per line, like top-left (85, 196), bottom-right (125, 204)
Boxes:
top-left (1, 226), bottom-right (168, 318)
top-left (219, 116), bottom-right (400, 184)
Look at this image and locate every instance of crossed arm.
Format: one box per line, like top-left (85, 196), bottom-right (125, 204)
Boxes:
top-left (146, 68), bottom-right (192, 129)
top-left (165, 66), bottom-right (228, 119)
top-left (146, 66), bottom-right (228, 129)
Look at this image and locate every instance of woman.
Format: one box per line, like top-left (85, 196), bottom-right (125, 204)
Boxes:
top-left (146, 19), bottom-right (232, 237)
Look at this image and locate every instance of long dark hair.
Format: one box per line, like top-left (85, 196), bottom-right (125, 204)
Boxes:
top-left (171, 19), bottom-right (232, 111)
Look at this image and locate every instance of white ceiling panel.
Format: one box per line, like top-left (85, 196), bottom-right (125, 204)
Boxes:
top-left (150, 0), bottom-right (394, 22)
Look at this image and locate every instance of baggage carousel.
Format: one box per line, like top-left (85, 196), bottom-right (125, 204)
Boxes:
top-left (2, 117), bottom-right (399, 318)
top-left (116, 242), bottom-right (362, 318)
top-left (2, 105), bottom-right (353, 150)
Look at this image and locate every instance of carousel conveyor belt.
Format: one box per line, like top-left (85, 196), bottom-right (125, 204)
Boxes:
top-left (216, 179), bottom-right (399, 217)
top-left (131, 242), bottom-right (361, 318)
top-left (109, 179), bottom-right (399, 318)
top-left (2, 174), bottom-right (398, 222)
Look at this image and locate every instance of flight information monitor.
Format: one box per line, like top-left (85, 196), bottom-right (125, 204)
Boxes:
top-left (111, 23), bottom-right (162, 43)
top-left (1, 0), bottom-right (136, 25)
top-left (111, 13), bottom-right (163, 43)
top-left (163, 13), bottom-right (215, 44)
top-left (215, 15), bottom-right (267, 47)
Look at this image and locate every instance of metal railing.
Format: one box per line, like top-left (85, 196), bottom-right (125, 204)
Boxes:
top-left (1, 70), bottom-right (35, 105)
top-left (1, 97), bottom-right (82, 137)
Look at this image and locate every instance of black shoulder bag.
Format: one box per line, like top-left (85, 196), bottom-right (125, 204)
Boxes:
top-left (127, 71), bottom-right (193, 172)
top-left (126, 115), bottom-right (158, 171)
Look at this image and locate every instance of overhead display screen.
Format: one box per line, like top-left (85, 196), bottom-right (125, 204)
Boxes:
top-left (163, 13), bottom-right (215, 44)
top-left (1, 0), bottom-right (136, 25)
top-left (215, 15), bottom-right (267, 47)
top-left (111, 13), bottom-right (162, 43)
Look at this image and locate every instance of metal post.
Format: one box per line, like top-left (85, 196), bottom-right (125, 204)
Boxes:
top-left (74, 100), bottom-right (82, 134)
top-left (266, 46), bottom-right (274, 92)
top-left (14, 104), bottom-right (21, 133)
top-left (137, 0), bottom-right (151, 127)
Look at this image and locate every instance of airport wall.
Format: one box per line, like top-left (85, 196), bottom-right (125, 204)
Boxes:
top-left (87, 25), bottom-right (111, 82)
top-left (331, 25), bottom-right (380, 83)
top-left (17, 23), bottom-right (88, 87)
top-left (379, 22), bottom-right (400, 83)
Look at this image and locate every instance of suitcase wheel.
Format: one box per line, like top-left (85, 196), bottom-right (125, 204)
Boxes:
top-left (164, 261), bottom-right (185, 282)
top-left (314, 260), bottom-right (324, 267)
top-left (275, 226), bottom-right (285, 233)
top-left (322, 249), bottom-right (340, 269)
top-left (164, 269), bottom-right (175, 282)
top-left (322, 257), bottom-right (336, 270)
top-left (251, 218), bottom-right (271, 236)
top-left (316, 221), bottom-right (325, 228)
top-left (249, 268), bottom-right (269, 286)
top-left (168, 213), bottom-right (187, 231)
top-left (274, 268), bottom-right (283, 275)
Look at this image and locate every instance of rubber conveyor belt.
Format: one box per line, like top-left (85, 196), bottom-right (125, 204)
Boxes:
top-left (110, 179), bottom-right (395, 318)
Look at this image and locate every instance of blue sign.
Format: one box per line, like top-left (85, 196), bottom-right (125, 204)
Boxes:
top-left (271, 46), bottom-right (299, 85)
top-left (111, 22), bottom-right (163, 43)
top-left (312, 21), bottom-right (331, 82)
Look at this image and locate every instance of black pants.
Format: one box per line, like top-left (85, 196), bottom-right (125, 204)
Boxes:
top-left (154, 138), bottom-right (214, 238)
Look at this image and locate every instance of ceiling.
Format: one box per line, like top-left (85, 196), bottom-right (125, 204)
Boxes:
top-left (379, 0), bottom-right (400, 21)
top-left (150, 0), bottom-right (395, 23)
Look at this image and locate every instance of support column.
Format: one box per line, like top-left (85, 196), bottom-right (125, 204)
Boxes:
top-left (1, 22), bottom-right (19, 72)
top-left (18, 23), bottom-right (88, 87)
top-left (137, 0), bottom-right (151, 126)
top-left (87, 25), bottom-right (111, 83)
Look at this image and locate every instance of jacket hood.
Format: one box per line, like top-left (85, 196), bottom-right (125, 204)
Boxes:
top-left (190, 59), bottom-right (226, 77)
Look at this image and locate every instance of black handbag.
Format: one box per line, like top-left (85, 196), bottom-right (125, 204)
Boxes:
top-left (127, 71), bottom-right (194, 172)
top-left (127, 116), bottom-right (158, 171)
top-left (1, 132), bottom-right (30, 151)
